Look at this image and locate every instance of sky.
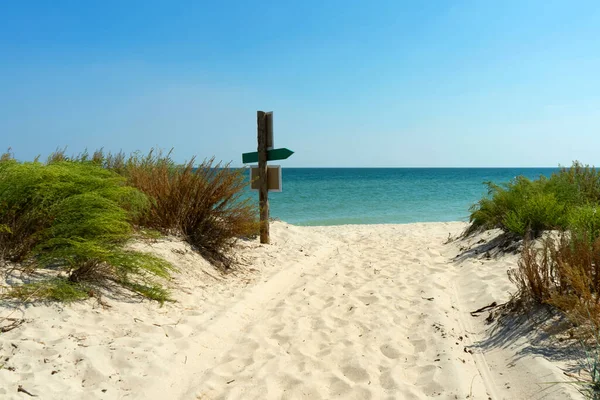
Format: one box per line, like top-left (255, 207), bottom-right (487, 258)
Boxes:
top-left (1, 1), bottom-right (599, 167)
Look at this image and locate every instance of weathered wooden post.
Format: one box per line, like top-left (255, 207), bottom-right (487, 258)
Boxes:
top-left (242, 111), bottom-right (294, 245)
top-left (257, 111), bottom-right (270, 244)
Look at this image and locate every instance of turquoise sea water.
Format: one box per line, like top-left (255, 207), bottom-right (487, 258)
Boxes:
top-left (244, 168), bottom-right (558, 226)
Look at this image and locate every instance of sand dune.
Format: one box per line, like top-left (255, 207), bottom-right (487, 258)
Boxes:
top-left (0, 222), bottom-right (583, 399)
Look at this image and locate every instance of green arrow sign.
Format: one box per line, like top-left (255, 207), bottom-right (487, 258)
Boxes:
top-left (242, 148), bottom-right (294, 164)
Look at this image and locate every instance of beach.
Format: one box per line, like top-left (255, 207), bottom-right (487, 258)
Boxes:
top-left (0, 221), bottom-right (582, 399)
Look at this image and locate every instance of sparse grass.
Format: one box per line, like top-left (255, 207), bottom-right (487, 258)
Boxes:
top-left (4, 280), bottom-right (90, 302)
top-left (510, 232), bottom-right (600, 328)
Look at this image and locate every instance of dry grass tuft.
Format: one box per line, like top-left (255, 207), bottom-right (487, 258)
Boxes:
top-left (510, 232), bottom-right (600, 328)
top-left (124, 151), bottom-right (258, 269)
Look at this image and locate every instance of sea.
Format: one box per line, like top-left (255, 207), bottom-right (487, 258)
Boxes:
top-left (243, 168), bottom-right (559, 226)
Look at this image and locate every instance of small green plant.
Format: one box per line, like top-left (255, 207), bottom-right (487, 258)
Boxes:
top-left (470, 162), bottom-right (600, 397)
top-left (5, 280), bottom-right (89, 302)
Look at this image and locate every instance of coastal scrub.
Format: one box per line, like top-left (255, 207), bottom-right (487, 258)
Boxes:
top-left (0, 156), bottom-right (173, 303)
top-left (466, 162), bottom-right (600, 238)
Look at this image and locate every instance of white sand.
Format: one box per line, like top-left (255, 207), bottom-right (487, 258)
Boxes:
top-left (0, 222), bottom-right (583, 399)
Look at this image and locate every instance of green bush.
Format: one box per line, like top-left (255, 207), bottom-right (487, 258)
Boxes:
top-left (467, 176), bottom-right (552, 236)
top-left (0, 159), bottom-right (173, 301)
top-left (503, 192), bottom-right (565, 237)
top-left (467, 162), bottom-right (600, 238)
top-left (1, 147), bottom-right (260, 303)
top-left (46, 148), bottom-right (259, 269)
top-left (568, 205), bottom-right (600, 243)
top-left (547, 162), bottom-right (600, 205)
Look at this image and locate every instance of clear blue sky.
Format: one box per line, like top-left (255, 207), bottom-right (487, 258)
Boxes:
top-left (1, 1), bottom-right (599, 167)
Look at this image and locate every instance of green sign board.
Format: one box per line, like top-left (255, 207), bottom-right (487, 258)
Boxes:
top-left (242, 148), bottom-right (294, 164)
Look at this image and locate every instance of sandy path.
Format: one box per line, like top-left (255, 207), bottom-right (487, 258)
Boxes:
top-left (1, 222), bottom-right (583, 399)
top-left (188, 222), bottom-right (491, 399)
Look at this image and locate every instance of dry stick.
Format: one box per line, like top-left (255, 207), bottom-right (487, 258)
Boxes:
top-left (469, 301), bottom-right (503, 317)
top-left (0, 318), bottom-right (24, 333)
top-left (468, 375), bottom-right (477, 398)
top-left (17, 385), bottom-right (37, 397)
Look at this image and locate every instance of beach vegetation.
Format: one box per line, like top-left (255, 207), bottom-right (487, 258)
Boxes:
top-left (466, 162), bottom-right (600, 238)
top-left (510, 231), bottom-right (600, 327)
top-left (0, 158), bottom-right (174, 302)
top-left (470, 163), bottom-right (600, 396)
top-left (47, 148), bottom-right (259, 268)
top-left (0, 148), bottom-right (258, 303)
top-left (113, 149), bottom-right (259, 269)
top-left (4, 279), bottom-right (90, 302)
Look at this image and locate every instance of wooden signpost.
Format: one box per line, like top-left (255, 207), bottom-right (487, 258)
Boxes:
top-left (242, 111), bottom-right (294, 244)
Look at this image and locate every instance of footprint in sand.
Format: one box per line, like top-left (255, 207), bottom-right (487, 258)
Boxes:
top-left (410, 338), bottom-right (427, 353)
top-left (379, 369), bottom-right (399, 390)
top-left (328, 376), bottom-right (352, 396)
top-left (358, 295), bottom-right (378, 305)
top-left (380, 344), bottom-right (401, 359)
top-left (341, 364), bottom-right (370, 383)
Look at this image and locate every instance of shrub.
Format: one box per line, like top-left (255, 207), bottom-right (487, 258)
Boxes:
top-left (115, 150), bottom-right (259, 269)
top-left (568, 205), bottom-right (600, 243)
top-left (547, 162), bottom-right (600, 205)
top-left (503, 192), bottom-right (565, 237)
top-left (508, 236), bottom-right (554, 304)
top-left (467, 176), bottom-right (556, 236)
top-left (467, 162), bottom-right (600, 238)
top-left (44, 148), bottom-right (260, 269)
top-left (0, 159), bottom-right (173, 301)
top-left (510, 232), bottom-right (600, 327)
top-left (1, 147), bottom-right (259, 303)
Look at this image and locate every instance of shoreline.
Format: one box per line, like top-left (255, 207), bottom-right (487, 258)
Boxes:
top-left (272, 219), bottom-right (472, 228)
top-left (0, 221), bottom-right (581, 399)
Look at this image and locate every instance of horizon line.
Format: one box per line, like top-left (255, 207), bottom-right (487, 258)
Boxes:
top-left (235, 165), bottom-right (564, 169)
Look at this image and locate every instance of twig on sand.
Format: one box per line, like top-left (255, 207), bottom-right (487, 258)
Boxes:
top-left (152, 318), bottom-right (182, 327)
top-left (470, 302), bottom-right (502, 317)
top-left (17, 385), bottom-right (37, 397)
top-left (0, 318), bottom-right (24, 333)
